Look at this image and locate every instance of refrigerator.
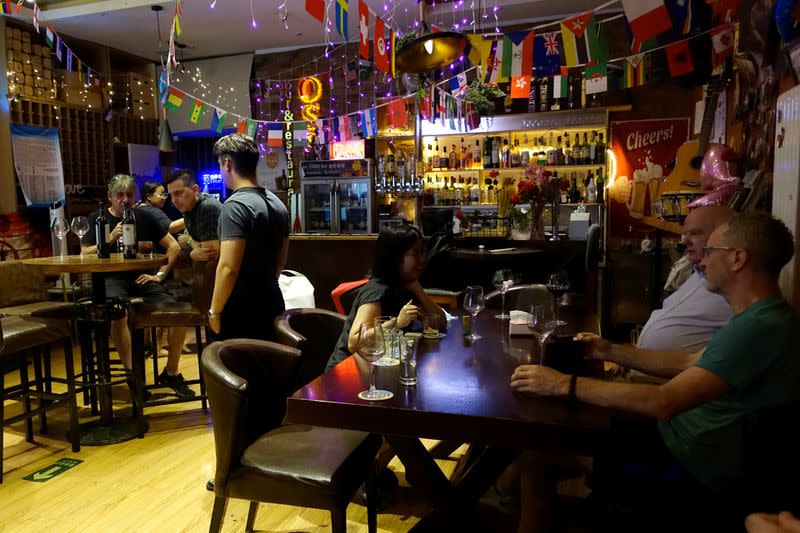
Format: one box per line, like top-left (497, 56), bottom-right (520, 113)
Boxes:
top-left (299, 159), bottom-right (374, 234)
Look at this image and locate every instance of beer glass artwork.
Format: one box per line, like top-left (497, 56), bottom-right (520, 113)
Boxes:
top-left (629, 176), bottom-right (647, 219)
top-left (648, 178), bottom-right (661, 216)
top-left (356, 321), bottom-right (393, 401)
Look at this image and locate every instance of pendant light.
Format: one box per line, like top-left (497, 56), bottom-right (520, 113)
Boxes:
top-left (394, 2), bottom-right (468, 74)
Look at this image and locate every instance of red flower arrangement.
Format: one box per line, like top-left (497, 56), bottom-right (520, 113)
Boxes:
top-left (510, 164), bottom-right (565, 206)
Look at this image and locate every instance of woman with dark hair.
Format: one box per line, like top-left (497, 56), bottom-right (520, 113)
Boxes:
top-left (138, 180), bottom-right (186, 234)
top-left (327, 225), bottom-right (446, 371)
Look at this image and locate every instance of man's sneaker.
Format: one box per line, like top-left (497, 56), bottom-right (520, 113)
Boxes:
top-left (157, 370), bottom-right (196, 398)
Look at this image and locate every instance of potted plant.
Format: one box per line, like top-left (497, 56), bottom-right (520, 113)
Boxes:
top-left (465, 80), bottom-right (506, 116)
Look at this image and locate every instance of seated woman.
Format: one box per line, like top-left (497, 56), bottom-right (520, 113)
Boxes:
top-left (326, 225), bottom-right (446, 372)
top-left (138, 180), bottom-right (186, 234)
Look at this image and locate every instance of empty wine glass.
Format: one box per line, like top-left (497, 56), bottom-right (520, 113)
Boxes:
top-left (527, 302), bottom-right (557, 365)
top-left (70, 216), bottom-right (90, 258)
top-left (356, 321), bottom-right (393, 401)
top-left (463, 285), bottom-right (485, 341)
top-left (546, 270), bottom-right (570, 326)
top-left (51, 217), bottom-right (70, 258)
top-left (492, 269), bottom-right (515, 319)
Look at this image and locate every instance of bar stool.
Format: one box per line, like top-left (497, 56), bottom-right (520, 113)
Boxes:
top-left (0, 314), bottom-right (79, 484)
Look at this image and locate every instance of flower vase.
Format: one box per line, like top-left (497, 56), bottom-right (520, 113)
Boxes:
top-left (549, 200), bottom-right (561, 241)
top-left (530, 202), bottom-right (545, 241)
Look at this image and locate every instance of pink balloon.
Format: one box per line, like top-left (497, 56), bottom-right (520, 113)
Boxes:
top-left (687, 181), bottom-right (741, 208)
top-left (700, 144), bottom-right (739, 190)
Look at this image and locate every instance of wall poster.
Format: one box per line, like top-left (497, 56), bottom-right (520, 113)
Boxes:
top-left (10, 124), bottom-right (66, 207)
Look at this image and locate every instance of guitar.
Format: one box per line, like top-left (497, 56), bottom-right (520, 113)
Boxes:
top-left (658, 62), bottom-right (734, 222)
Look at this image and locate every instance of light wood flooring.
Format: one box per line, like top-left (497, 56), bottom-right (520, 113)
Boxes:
top-left (1, 342), bottom-right (521, 533)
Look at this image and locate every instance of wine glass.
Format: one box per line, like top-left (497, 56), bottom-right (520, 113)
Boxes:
top-left (356, 321), bottom-right (393, 401)
top-left (527, 303), bottom-right (557, 365)
top-left (492, 269), bottom-right (515, 319)
top-left (463, 285), bottom-right (485, 341)
top-left (70, 216), bottom-right (90, 258)
top-left (51, 217), bottom-right (70, 258)
top-left (546, 270), bottom-right (570, 326)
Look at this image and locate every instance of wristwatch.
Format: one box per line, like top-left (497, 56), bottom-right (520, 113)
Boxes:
top-left (155, 271), bottom-right (166, 279)
top-left (208, 309), bottom-right (220, 319)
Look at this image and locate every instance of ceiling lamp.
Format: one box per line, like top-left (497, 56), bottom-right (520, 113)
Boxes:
top-left (395, 23), bottom-right (468, 74)
top-left (158, 119), bottom-right (176, 152)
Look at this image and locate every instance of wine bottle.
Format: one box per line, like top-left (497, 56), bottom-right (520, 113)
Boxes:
top-left (121, 202), bottom-right (137, 259)
top-left (95, 200), bottom-right (110, 259)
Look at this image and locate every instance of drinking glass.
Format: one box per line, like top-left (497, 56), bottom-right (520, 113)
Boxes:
top-left (527, 303), bottom-right (557, 365)
top-left (463, 285), bottom-right (485, 341)
top-left (356, 321), bottom-right (393, 401)
top-left (546, 270), bottom-right (570, 326)
top-left (399, 337), bottom-right (418, 386)
top-left (51, 217), bottom-right (70, 258)
top-left (373, 315), bottom-right (398, 366)
top-left (492, 269), bottom-right (515, 319)
top-left (70, 216), bottom-right (90, 257)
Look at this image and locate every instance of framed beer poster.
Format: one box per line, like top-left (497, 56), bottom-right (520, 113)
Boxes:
top-left (608, 118), bottom-right (690, 237)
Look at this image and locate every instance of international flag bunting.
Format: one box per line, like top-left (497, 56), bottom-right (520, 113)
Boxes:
top-left (667, 0), bottom-right (706, 36)
top-left (358, 0), bottom-right (370, 60)
top-left (585, 63), bottom-right (608, 94)
top-left (33, 2), bottom-right (40, 32)
top-left (665, 39), bottom-right (694, 77)
top-left (511, 75), bottom-right (531, 99)
top-left (305, 0), bottom-right (325, 23)
top-left (77, 59), bottom-right (83, 81)
top-left (447, 96), bottom-right (457, 130)
top-left (236, 119), bottom-right (246, 134)
top-left (210, 108), bottom-right (227, 134)
top-left (188, 99), bottom-right (205, 124)
top-left (560, 12), bottom-right (606, 68)
top-left (502, 31), bottom-right (534, 79)
top-left (1, 1), bottom-right (12, 14)
top-left (485, 40), bottom-right (504, 84)
top-left (622, 54), bottom-right (646, 88)
top-left (449, 72), bottom-right (468, 96)
top-left (174, 14), bottom-right (182, 37)
top-left (14, 0), bottom-right (21, 13)
top-left (551, 68), bottom-right (569, 99)
top-left (426, 84), bottom-right (435, 123)
top-left (159, 71), bottom-right (168, 105)
top-left (534, 32), bottom-right (563, 77)
top-left (267, 122), bottom-right (283, 147)
top-left (55, 36), bottom-right (63, 62)
top-left (386, 98), bottom-right (407, 129)
top-left (335, 0), bottom-right (349, 40)
top-left (466, 103), bottom-right (481, 131)
top-left (331, 117), bottom-right (340, 141)
top-left (294, 123), bottom-right (309, 147)
top-left (175, 0), bottom-right (182, 17)
top-left (389, 29), bottom-right (396, 78)
top-left (165, 87), bottom-right (184, 111)
top-left (66, 49), bottom-right (73, 72)
top-left (338, 115), bottom-right (351, 141)
top-left (45, 26), bottom-right (54, 48)
top-left (622, 0), bottom-right (672, 53)
top-left (710, 24), bottom-right (733, 64)
top-left (361, 108), bottom-right (377, 138)
top-left (467, 34), bottom-right (492, 75)
top-left (712, 0), bottom-right (739, 24)
top-left (245, 119), bottom-right (258, 138)
top-left (375, 17), bottom-right (389, 73)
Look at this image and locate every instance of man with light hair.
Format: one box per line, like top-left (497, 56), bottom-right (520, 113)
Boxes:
top-left (82, 174), bottom-right (194, 397)
top-left (207, 134), bottom-right (289, 341)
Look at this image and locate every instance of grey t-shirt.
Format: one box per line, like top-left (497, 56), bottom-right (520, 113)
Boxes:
top-left (218, 186), bottom-right (289, 305)
top-left (184, 193), bottom-right (222, 242)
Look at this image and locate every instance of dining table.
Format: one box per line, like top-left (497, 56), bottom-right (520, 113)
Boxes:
top-left (286, 306), bottom-right (616, 530)
top-left (23, 253), bottom-right (167, 445)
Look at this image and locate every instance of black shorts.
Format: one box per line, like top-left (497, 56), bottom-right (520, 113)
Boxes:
top-left (105, 276), bottom-right (177, 304)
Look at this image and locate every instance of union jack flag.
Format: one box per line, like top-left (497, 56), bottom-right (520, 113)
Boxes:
top-left (544, 32), bottom-right (560, 56)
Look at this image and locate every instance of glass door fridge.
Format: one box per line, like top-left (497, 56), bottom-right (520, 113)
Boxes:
top-left (300, 160), bottom-right (373, 234)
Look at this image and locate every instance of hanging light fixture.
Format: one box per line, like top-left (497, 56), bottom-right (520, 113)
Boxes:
top-left (152, 5), bottom-right (176, 152)
top-left (394, 2), bottom-right (468, 74)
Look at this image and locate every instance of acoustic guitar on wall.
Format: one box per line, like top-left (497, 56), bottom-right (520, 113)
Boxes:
top-left (659, 62), bottom-right (734, 222)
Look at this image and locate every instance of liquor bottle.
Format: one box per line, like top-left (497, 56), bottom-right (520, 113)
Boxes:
top-left (586, 173), bottom-right (597, 203)
top-left (482, 137), bottom-right (492, 168)
top-left (596, 132), bottom-right (606, 164)
top-left (449, 144), bottom-right (458, 170)
top-left (377, 154), bottom-right (386, 176)
top-left (473, 140), bottom-right (482, 169)
top-left (528, 78), bottom-right (540, 113)
top-left (563, 136), bottom-right (572, 166)
top-left (573, 133), bottom-right (583, 164)
top-left (470, 177), bottom-right (481, 205)
top-left (459, 138), bottom-right (467, 169)
top-left (397, 151), bottom-right (406, 180)
top-left (568, 172), bottom-right (581, 203)
top-left (426, 144), bottom-right (434, 172)
top-left (442, 146), bottom-right (450, 170)
top-left (510, 137), bottom-right (521, 168)
top-left (567, 73), bottom-right (577, 109)
top-left (588, 131), bottom-right (597, 164)
top-left (538, 76), bottom-right (549, 112)
top-left (121, 202), bottom-right (137, 259)
top-left (595, 167), bottom-right (605, 204)
top-left (555, 136), bottom-right (565, 166)
top-left (501, 139), bottom-right (510, 168)
top-left (491, 137), bottom-right (500, 168)
top-left (464, 143), bottom-right (473, 169)
top-left (95, 200), bottom-right (110, 259)
top-left (387, 152), bottom-right (396, 175)
top-left (456, 176), bottom-right (465, 205)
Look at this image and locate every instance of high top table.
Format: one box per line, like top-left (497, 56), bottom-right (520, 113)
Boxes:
top-left (287, 308), bottom-right (615, 531)
top-left (23, 253), bottom-right (167, 444)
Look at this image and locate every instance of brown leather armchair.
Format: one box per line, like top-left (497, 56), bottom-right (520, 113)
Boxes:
top-left (274, 308), bottom-right (345, 390)
top-left (202, 339), bottom-right (381, 533)
top-left (0, 313), bottom-right (79, 484)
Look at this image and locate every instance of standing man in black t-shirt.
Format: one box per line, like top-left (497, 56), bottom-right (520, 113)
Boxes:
top-left (82, 174), bottom-right (194, 397)
top-left (207, 134), bottom-right (289, 340)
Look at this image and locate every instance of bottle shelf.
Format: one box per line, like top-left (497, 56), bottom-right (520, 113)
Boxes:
top-left (424, 164), bottom-right (606, 173)
top-left (423, 204), bottom-right (498, 210)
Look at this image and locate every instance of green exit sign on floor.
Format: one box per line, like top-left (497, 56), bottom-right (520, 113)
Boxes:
top-left (23, 458), bottom-right (83, 483)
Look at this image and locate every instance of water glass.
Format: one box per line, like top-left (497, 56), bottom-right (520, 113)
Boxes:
top-left (422, 314), bottom-right (440, 338)
top-left (51, 217), bottom-right (70, 258)
top-left (463, 285), bottom-right (485, 341)
top-left (138, 240), bottom-right (154, 258)
top-left (400, 337), bottom-right (418, 386)
top-left (70, 216), bottom-right (90, 257)
top-left (356, 321), bottom-right (393, 401)
top-left (492, 268), bottom-right (515, 319)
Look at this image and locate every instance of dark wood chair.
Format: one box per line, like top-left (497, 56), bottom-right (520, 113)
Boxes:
top-left (274, 308), bottom-right (345, 390)
top-left (0, 314), bottom-right (79, 484)
top-left (202, 339), bottom-right (381, 533)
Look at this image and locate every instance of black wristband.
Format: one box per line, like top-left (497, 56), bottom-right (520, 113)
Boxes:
top-left (568, 374), bottom-right (578, 403)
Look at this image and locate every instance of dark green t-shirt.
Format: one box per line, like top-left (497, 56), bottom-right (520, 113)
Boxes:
top-left (658, 298), bottom-right (800, 491)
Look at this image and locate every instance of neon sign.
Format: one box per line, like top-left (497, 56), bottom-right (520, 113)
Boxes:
top-left (331, 139), bottom-right (365, 160)
top-left (299, 75), bottom-right (322, 147)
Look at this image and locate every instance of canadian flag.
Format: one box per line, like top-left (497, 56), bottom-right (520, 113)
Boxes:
top-left (622, 0), bottom-right (672, 53)
top-left (375, 17), bottom-right (389, 73)
top-left (710, 24), bottom-right (733, 64)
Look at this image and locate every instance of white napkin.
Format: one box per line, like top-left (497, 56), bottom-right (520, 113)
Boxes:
top-left (509, 309), bottom-right (533, 336)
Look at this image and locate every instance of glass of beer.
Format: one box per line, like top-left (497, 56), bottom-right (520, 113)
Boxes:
top-left (629, 177), bottom-right (647, 218)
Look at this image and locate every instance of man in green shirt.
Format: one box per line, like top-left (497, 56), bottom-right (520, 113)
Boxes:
top-left (511, 211), bottom-right (799, 528)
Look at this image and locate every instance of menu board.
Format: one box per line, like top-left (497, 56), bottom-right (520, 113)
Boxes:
top-left (300, 159), bottom-right (369, 178)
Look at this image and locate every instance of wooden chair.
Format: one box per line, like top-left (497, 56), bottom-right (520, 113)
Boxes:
top-left (202, 339), bottom-right (381, 533)
top-left (274, 308), bottom-right (345, 390)
top-left (0, 314), bottom-right (79, 484)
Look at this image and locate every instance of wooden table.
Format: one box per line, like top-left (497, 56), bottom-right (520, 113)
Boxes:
top-left (287, 309), bottom-right (613, 530)
top-left (23, 253), bottom-right (167, 445)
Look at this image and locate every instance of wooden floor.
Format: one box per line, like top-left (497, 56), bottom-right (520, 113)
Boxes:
top-left (2, 342), bottom-right (518, 533)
